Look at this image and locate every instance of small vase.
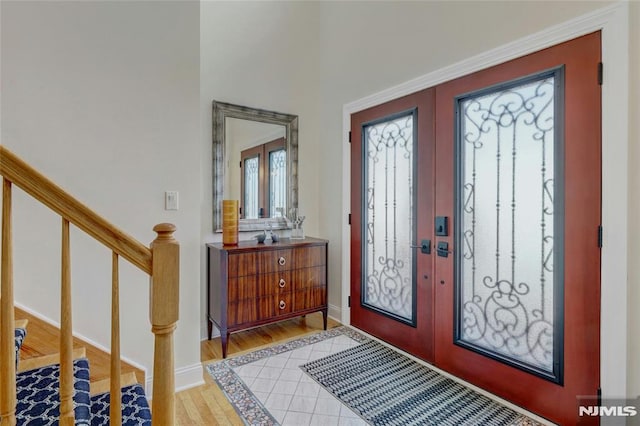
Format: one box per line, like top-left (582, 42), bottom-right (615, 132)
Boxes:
top-left (291, 225), bottom-right (304, 240)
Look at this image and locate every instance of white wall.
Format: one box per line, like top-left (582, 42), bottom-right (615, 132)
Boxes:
top-left (200, 0), bottom-right (322, 334)
top-left (628, 0), bottom-right (640, 406)
top-left (1, 0), bottom-right (202, 388)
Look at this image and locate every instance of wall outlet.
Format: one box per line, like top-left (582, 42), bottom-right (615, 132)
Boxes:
top-left (165, 191), bottom-right (179, 210)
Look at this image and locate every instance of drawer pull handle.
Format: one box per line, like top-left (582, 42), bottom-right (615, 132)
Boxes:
top-left (279, 279), bottom-right (286, 288)
top-left (279, 300), bottom-right (286, 310)
top-left (278, 257), bottom-right (286, 266)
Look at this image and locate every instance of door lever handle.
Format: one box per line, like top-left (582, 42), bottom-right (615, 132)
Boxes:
top-left (437, 241), bottom-right (452, 258)
top-left (410, 239), bottom-right (431, 254)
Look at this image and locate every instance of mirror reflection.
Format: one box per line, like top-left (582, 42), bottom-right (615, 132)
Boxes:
top-left (225, 119), bottom-right (287, 220)
top-left (212, 101), bottom-right (298, 232)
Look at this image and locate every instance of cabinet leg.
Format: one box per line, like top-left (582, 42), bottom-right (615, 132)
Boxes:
top-left (322, 309), bottom-right (328, 330)
top-left (207, 319), bottom-right (213, 340)
top-left (221, 330), bottom-right (230, 359)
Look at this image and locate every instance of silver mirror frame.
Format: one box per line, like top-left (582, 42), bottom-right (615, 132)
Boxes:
top-left (212, 100), bottom-right (298, 232)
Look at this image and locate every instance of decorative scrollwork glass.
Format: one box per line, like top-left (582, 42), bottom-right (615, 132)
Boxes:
top-left (362, 111), bottom-right (416, 324)
top-left (455, 69), bottom-right (564, 381)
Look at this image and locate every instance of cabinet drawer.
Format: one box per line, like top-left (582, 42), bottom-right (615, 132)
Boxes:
top-left (293, 266), bottom-right (326, 292)
top-left (259, 249), bottom-right (294, 273)
top-left (264, 271), bottom-right (293, 295)
top-left (227, 292), bottom-right (296, 326)
top-left (228, 252), bottom-right (261, 277)
top-left (259, 245), bottom-right (327, 274)
top-left (275, 293), bottom-right (294, 316)
top-left (228, 295), bottom-right (275, 327)
top-left (228, 271), bottom-right (292, 301)
top-left (228, 245), bottom-right (327, 277)
top-left (293, 287), bottom-right (327, 312)
top-left (228, 276), bottom-right (270, 301)
top-left (292, 245), bottom-right (326, 268)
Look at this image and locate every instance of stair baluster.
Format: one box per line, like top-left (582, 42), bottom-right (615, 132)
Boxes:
top-left (111, 252), bottom-right (122, 426)
top-left (1, 178), bottom-right (17, 425)
top-left (60, 218), bottom-right (74, 425)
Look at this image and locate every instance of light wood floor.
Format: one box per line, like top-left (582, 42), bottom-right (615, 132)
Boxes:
top-left (176, 313), bottom-right (341, 425)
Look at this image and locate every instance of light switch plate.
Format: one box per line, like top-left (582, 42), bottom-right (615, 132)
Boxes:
top-left (165, 191), bottom-right (179, 210)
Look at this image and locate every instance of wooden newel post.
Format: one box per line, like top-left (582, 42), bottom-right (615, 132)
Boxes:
top-left (149, 223), bottom-right (179, 426)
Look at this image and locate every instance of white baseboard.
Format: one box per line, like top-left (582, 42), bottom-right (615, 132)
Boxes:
top-left (145, 362), bottom-right (205, 399)
top-left (328, 303), bottom-right (341, 322)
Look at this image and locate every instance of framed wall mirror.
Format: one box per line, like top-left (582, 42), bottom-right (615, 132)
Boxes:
top-left (212, 101), bottom-right (298, 232)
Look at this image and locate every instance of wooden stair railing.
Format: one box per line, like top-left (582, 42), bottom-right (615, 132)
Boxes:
top-left (0, 146), bottom-right (179, 425)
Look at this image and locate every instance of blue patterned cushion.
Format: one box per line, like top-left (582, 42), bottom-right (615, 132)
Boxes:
top-left (14, 328), bottom-right (27, 367)
top-left (15, 358), bottom-right (91, 425)
top-left (90, 383), bottom-right (151, 425)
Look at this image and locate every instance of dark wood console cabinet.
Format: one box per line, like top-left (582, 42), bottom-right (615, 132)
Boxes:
top-left (207, 237), bottom-right (328, 358)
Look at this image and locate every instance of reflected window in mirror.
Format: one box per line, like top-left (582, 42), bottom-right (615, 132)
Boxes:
top-left (269, 141), bottom-right (287, 216)
top-left (241, 146), bottom-right (261, 219)
top-left (240, 138), bottom-right (286, 219)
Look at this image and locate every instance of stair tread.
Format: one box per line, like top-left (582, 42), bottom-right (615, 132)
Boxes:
top-left (90, 383), bottom-right (151, 426)
top-left (15, 357), bottom-right (91, 425)
top-left (18, 347), bottom-right (87, 373)
top-left (90, 372), bottom-right (139, 396)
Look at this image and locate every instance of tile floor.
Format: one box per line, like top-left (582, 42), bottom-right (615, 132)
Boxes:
top-left (232, 334), bottom-right (367, 426)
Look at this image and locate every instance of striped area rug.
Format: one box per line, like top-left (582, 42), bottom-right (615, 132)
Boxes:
top-left (301, 340), bottom-right (536, 426)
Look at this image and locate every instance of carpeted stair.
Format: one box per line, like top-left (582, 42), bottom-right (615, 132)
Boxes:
top-left (16, 358), bottom-right (92, 425)
top-left (9, 324), bottom-right (151, 425)
top-left (90, 384), bottom-right (151, 425)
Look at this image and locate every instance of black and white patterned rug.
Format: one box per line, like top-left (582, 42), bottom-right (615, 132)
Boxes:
top-left (301, 338), bottom-right (537, 426)
top-left (207, 327), bottom-right (541, 425)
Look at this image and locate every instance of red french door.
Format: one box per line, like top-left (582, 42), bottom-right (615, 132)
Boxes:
top-left (351, 32), bottom-right (601, 425)
top-left (350, 88), bottom-right (436, 362)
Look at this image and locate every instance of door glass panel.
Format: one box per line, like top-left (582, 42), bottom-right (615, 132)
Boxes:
top-left (362, 111), bottom-right (417, 324)
top-left (269, 149), bottom-right (286, 217)
top-left (243, 156), bottom-right (260, 219)
top-left (456, 70), bottom-right (563, 380)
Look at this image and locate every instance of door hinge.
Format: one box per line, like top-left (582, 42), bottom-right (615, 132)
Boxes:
top-left (598, 225), bottom-right (603, 248)
top-left (239, 161), bottom-right (242, 168)
top-left (348, 296), bottom-right (351, 307)
top-left (597, 62), bottom-right (603, 85)
top-left (348, 131), bottom-right (352, 143)
top-left (348, 213), bottom-right (351, 225)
